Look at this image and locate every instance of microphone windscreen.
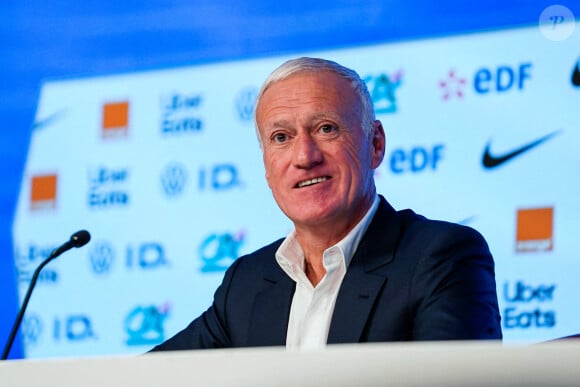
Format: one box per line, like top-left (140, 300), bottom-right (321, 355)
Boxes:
top-left (70, 230), bottom-right (91, 247)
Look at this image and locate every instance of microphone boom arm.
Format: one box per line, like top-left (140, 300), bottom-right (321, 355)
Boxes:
top-left (1, 230), bottom-right (90, 360)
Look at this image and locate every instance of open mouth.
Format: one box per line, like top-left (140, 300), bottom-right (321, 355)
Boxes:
top-left (296, 176), bottom-right (330, 188)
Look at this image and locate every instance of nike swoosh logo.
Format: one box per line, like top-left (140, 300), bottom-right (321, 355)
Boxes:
top-left (32, 110), bottom-right (66, 131)
top-left (572, 61), bottom-right (580, 87)
top-left (482, 130), bottom-right (561, 169)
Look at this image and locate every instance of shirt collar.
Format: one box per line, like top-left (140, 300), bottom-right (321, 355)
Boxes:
top-left (337, 194), bottom-right (379, 268)
top-left (276, 194), bottom-right (380, 276)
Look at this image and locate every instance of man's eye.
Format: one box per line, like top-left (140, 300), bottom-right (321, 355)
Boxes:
top-left (273, 133), bottom-right (287, 143)
top-left (320, 125), bottom-right (337, 134)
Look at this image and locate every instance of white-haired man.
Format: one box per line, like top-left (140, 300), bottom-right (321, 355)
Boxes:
top-left (152, 57), bottom-right (502, 351)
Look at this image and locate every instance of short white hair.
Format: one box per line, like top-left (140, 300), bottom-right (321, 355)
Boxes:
top-left (254, 57), bottom-right (375, 146)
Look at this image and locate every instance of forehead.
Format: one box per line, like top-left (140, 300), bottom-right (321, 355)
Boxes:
top-left (256, 71), bottom-right (359, 119)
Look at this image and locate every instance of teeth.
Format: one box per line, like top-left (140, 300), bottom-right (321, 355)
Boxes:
top-left (297, 177), bottom-right (328, 188)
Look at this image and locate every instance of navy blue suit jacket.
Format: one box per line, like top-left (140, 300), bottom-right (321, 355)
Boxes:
top-left (152, 196), bottom-right (501, 351)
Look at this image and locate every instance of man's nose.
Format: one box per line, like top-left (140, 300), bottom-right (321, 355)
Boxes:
top-left (293, 133), bottom-right (323, 169)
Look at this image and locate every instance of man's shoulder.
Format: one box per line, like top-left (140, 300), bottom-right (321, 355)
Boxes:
top-left (233, 237), bottom-right (285, 269)
top-left (398, 208), bottom-right (479, 232)
top-left (248, 237), bottom-right (284, 256)
top-left (394, 208), bottom-right (489, 251)
top-left (376, 195), bottom-right (483, 240)
top-left (349, 196), bottom-right (489, 261)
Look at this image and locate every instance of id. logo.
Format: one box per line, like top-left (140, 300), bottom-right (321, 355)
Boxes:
top-left (54, 315), bottom-right (96, 341)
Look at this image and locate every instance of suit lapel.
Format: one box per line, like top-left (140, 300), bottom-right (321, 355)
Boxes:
top-left (327, 196), bottom-right (402, 344)
top-left (247, 258), bottom-right (295, 346)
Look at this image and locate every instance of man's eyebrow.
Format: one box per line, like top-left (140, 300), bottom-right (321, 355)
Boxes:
top-left (266, 120), bottom-right (294, 130)
top-left (264, 113), bottom-right (341, 131)
top-left (310, 112), bottom-right (330, 119)
top-left (311, 111), bottom-right (342, 122)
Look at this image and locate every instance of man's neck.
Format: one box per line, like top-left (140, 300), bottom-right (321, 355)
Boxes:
top-left (293, 196), bottom-right (376, 286)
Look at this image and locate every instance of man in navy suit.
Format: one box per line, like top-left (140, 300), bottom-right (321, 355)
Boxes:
top-left (151, 57), bottom-right (501, 351)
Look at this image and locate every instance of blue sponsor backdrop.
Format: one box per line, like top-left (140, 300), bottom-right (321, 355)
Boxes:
top-left (1, 1), bottom-right (578, 359)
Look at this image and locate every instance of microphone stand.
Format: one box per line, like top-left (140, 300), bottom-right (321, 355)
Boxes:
top-left (1, 230), bottom-right (90, 360)
top-left (1, 252), bottom-right (58, 360)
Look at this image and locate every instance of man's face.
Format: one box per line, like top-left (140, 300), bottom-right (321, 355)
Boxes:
top-left (255, 71), bottom-right (385, 232)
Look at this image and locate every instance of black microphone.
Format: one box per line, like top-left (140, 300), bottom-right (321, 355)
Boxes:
top-left (1, 230), bottom-right (91, 360)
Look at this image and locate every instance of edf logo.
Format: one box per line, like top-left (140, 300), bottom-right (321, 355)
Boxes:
top-left (389, 144), bottom-right (445, 174)
top-left (474, 62), bottom-right (532, 94)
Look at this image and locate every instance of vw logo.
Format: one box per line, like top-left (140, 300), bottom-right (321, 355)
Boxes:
top-left (89, 241), bottom-right (115, 275)
top-left (22, 314), bottom-right (43, 345)
top-left (235, 87), bottom-right (258, 122)
top-left (161, 163), bottom-right (187, 197)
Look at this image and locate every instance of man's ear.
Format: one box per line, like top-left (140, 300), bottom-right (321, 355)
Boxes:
top-left (370, 120), bottom-right (386, 169)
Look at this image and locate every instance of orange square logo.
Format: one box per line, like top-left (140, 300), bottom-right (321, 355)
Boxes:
top-left (102, 101), bottom-right (129, 138)
top-left (30, 174), bottom-right (57, 210)
top-left (516, 207), bottom-right (554, 252)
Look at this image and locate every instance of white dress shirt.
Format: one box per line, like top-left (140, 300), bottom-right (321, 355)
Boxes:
top-left (275, 195), bottom-right (379, 350)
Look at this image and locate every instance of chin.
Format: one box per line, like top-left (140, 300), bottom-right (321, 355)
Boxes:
top-left (291, 207), bottom-right (340, 226)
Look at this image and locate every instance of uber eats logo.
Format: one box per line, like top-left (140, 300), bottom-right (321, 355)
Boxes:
top-left (88, 166), bottom-right (130, 208)
top-left (160, 92), bottom-right (203, 135)
top-left (503, 280), bottom-right (556, 329)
